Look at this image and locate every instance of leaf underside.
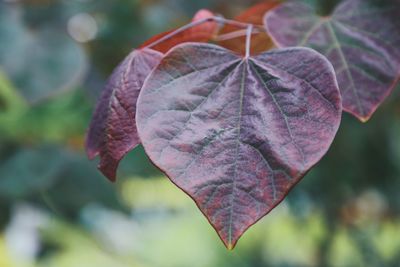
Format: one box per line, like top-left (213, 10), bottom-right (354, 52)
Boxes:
top-left (264, 0), bottom-right (400, 121)
top-left (136, 43), bottom-right (342, 248)
top-left (85, 48), bottom-right (163, 181)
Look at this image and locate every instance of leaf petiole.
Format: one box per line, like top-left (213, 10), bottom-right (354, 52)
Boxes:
top-left (145, 16), bottom-right (263, 51)
top-left (214, 28), bottom-right (263, 42)
top-left (245, 24), bottom-right (253, 58)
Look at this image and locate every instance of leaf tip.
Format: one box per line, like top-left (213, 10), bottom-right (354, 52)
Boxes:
top-left (359, 116), bottom-right (370, 123)
top-left (219, 231), bottom-right (240, 251)
top-left (223, 237), bottom-right (239, 251)
top-left (98, 159), bottom-right (118, 183)
top-left (227, 243), bottom-right (235, 251)
top-left (100, 169), bottom-right (117, 183)
top-left (345, 108), bottom-right (372, 123)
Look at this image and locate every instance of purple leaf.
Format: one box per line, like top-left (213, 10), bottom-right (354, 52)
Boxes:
top-left (136, 43), bottom-right (342, 249)
top-left (264, 0), bottom-right (400, 122)
top-left (86, 48), bottom-right (163, 181)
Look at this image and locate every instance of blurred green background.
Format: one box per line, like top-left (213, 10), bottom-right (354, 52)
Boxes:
top-left (1, 0), bottom-right (400, 266)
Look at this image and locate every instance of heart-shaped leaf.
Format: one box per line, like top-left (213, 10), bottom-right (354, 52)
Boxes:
top-left (264, 0), bottom-right (400, 121)
top-left (219, 1), bottom-right (280, 55)
top-left (85, 48), bottom-right (163, 181)
top-left (136, 43), bottom-right (341, 248)
top-left (139, 9), bottom-right (218, 53)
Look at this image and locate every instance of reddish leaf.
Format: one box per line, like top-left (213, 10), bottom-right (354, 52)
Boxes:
top-left (218, 1), bottom-right (280, 55)
top-left (265, 0), bottom-right (400, 122)
top-left (86, 10), bottom-right (219, 182)
top-left (86, 48), bottom-right (162, 181)
top-left (139, 9), bottom-right (218, 53)
top-left (136, 43), bottom-right (341, 248)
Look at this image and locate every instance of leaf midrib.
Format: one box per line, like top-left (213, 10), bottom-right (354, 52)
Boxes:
top-left (300, 16), bottom-right (365, 116)
top-left (227, 61), bottom-right (247, 247)
top-left (325, 21), bottom-right (365, 116)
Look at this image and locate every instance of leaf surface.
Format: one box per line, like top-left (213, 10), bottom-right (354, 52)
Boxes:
top-left (219, 1), bottom-right (280, 55)
top-left (85, 48), bottom-right (163, 181)
top-left (86, 9), bottom-right (222, 181)
top-left (139, 9), bottom-right (218, 53)
top-left (136, 43), bottom-right (342, 248)
top-left (264, 0), bottom-right (400, 121)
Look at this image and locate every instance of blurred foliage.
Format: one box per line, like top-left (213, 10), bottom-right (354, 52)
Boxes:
top-left (1, 0), bottom-right (400, 266)
top-left (0, 3), bottom-right (87, 104)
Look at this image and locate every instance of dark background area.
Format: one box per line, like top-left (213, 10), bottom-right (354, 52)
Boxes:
top-left (1, 0), bottom-right (400, 266)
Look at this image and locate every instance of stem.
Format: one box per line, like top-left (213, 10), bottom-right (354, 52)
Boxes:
top-left (245, 25), bottom-right (253, 58)
top-left (146, 17), bottom-right (213, 49)
top-left (215, 28), bottom-right (263, 42)
top-left (145, 16), bottom-right (263, 50)
top-left (214, 16), bottom-right (264, 30)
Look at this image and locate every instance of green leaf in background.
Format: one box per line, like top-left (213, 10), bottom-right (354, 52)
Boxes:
top-left (41, 155), bottom-right (126, 217)
top-left (0, 146), bottom-right (68, 199)
top-left (0, 88), bottom-right (91, 143)
top-left (0, 3), bottom-right (87, 104)
top-left (0, 144), bottom-right (125, 217)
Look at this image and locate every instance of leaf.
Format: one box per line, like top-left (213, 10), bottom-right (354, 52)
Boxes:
top-left (0, 146), bottom-right (68, 199)
top-left (86, 9), bottom-right (220, 181)
top-left (264, 0), bottom-right (400, 121)
top-left (85, 48), bottom-right (163, 181)
top-left (218, 1), bottom-right (280, 55)
top-left (0, 4), bottom-right (87, 103)
top-left (136, 43), bottom-right (342, 249)
top-left (139, 9), bottom-right (218, 53)
top-left (41, 154), bottom-right (126, 217)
